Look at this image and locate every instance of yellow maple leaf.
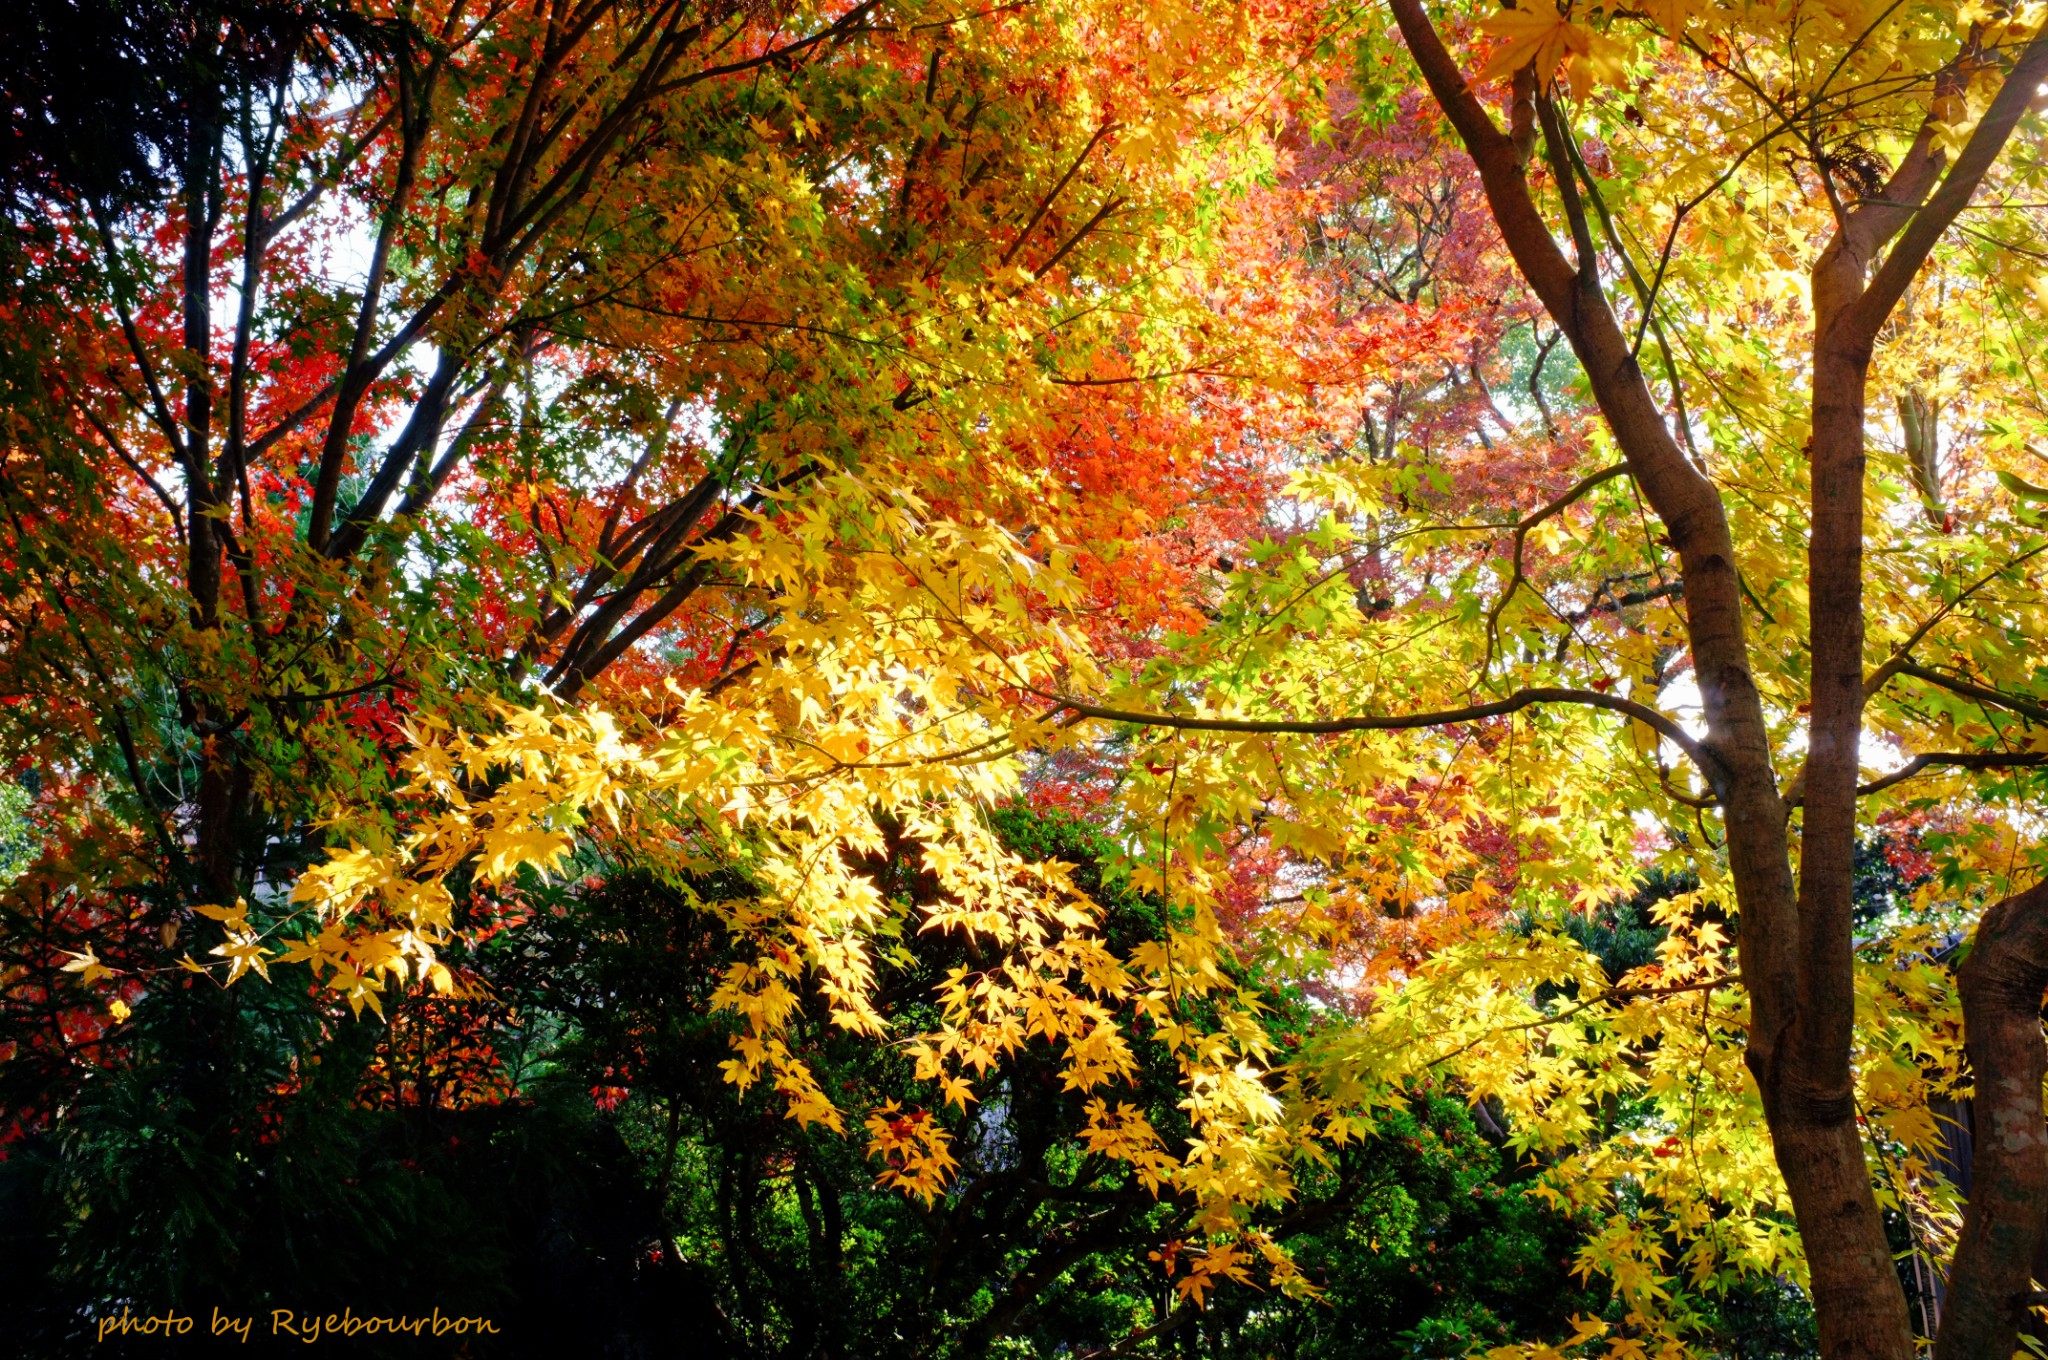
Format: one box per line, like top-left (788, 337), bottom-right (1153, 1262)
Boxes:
top-left (1635, 0), bottom-right (1701, 32)
top-left (210, 935), bottom-right (273, 984)
top-left (60, 948), bottom-right (112, 985)
top-left (1476, 6), bottom-right (1629, 99)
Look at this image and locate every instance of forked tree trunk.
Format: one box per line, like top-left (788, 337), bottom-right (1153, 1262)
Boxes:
top-left (1385, 4), bottom-right (2048, 1356)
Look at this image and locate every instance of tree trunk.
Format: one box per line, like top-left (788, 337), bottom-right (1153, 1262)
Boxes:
top-left (1383, 5), bottom-right (2048, 1357)
top-left (1770, 239), bottom-right (1914, 1360)
top-left (1935, 882), bottom-right (2048, 1360)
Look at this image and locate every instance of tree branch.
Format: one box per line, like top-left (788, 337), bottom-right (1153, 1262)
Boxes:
top-left (1934, 876), bottom-right (2048, 1360)
top-left (999, 121), bottom-right (1119, 269)
top-left (1854, 752), bottom-right (2048, 800)
top-left (1043, 685), bottom-right (1727, 786)
top-left (1893, 661), bottom-right (2048, 726)
top-left (1481, 463), bottom-right (1629, 671)
top-left (1864, 543), bottom-right (2048, 697)
top-left (1845, 30), bottom-right (2048, 347)
top-left (1030, 196), bottom-right (1125, 278)
top-left (1072, 1301), bottom-right (1200, 1360)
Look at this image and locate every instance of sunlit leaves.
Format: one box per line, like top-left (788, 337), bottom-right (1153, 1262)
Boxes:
top-left (1475, 6), bottom-right (1630, 99)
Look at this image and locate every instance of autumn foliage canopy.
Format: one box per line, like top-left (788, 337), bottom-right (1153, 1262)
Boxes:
top-left (4, 0), bottom-right (2048, 1357)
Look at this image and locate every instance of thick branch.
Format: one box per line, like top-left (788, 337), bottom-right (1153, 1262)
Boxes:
top-left (307, 52), bottom-right (434, 551)
top-left (1388, 0), bottom-right (1793, 1028)
top-left (324, 349), bottom-right (462, 561)
top-left (1846, 31), bottom-right (2048, 347)
top-left (1383, 0), bottom-right (1768, 806)
top-left (1385, 9), bottom-right (1900, 1347)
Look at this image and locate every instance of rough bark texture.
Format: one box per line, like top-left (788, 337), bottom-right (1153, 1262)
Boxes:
top-left (1935, 882), bottom-right (2048, 1360)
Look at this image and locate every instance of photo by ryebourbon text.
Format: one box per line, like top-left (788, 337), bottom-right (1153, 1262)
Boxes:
top-left (96, 1305), bottom-right (500, 1343)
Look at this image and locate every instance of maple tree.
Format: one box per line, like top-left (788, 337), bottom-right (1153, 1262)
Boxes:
top-left (1379, 6), bottom-right (2048, 1357)
top-left (518, 814), bottom-right (1618, 1357)
top-left (0, 0), bottom-right (1323, 1095)
top-left (0, 0), bottom-right (1385, 1335)
top-left (10, 0), bottom-right (2048, 1355)
top-left (1032, 2), bottom-right (2048, 1356)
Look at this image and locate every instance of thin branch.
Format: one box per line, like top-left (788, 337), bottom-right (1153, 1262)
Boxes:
top-left (1420, 973), bottom-right (1742, 1069)
top-left (1552, 110), bottom-right (1702, 462)
top-left (72, 399), bottom-right (183, 535)
top-left (1857, 751), bottom-right (2048, 799)
top-left (1481, 463), bottom-right (1630, 672)
top-left (1864, 542), bottom-right (2048, 696)
top-left (1072, 1302), bottom-right (1200, 1360)
top-left (999, 121), bottom-right (1120, 269)
top-left (1031, 196), bottom-right (1125, 278)
top-left (1042, 684), bottom-right (1726, 786)
top-left (1892, 662), bottom-right (2048, 726)
top-left (1564, 579), bottom-right (1683, 624)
